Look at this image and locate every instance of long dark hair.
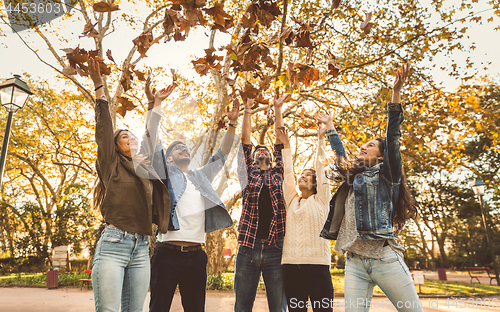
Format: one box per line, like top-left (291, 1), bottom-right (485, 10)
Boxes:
top-left (93, 129), bottom-right (128, 211)
top-left (328, 138), bottom-right (415, 233)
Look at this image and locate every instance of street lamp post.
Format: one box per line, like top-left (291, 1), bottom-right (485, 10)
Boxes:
top-left (0, 74), bottom-right (33, 188)
top-left (471, 179), bottom-right (500, 286)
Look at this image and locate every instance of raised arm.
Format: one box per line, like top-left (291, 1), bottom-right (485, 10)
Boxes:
top-left (140, 85), bottom-right (175, 163)
top-left (275, 128), bottom-right (297, 207)
top-left (241, 97), bottom-right (254, 145)
top-left (220, 98), bottom-right (239, 155)
top-left (273, 92), bottom-right (291, 144)
top-left (315, 124), bottom-right (330, 207)
top-left (315, 112), bottom-right (346, 159)
top-left (89, 57), bottom-right (115, 179)
top-left (382, 63), bottom-right (410, 183)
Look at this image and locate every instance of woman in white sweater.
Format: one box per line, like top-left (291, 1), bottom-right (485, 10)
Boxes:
top-left (275, 126), bottom-right (333, 312)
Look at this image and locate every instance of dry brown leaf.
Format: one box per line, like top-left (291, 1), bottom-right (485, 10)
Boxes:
top-left (360, 12), bottom-right (375, 34)
top-left (116, 96), bottom-right (137, 117)
top-left (81, 20), bottom-right (99, 38)
top-left (132, 30), bottom-right (155, 58)
top-left (332, 0), bottom-right (341, 9)
top-left (106, 49), bottom-right (116, 64)
top-left (93, 1), bottom-right (119, 12)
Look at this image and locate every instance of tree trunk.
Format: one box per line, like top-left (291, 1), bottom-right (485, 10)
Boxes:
top-left (206, 229), bottom-right (225, 275)
top-left (437, 236), bottom-right (448, 268)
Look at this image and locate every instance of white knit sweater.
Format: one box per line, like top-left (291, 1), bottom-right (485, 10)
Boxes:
top-left (281, 139), bottom-right (331, 265)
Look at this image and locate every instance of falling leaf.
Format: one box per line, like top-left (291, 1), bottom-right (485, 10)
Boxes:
top-left (81, 20), bottom-right (99, 38)
top-left (295, 30), bottom-right (313, 48)
top-left (300, 121), bottom-right (316, 129)
top-left (332, 0), bottom-right (341, 9)
top-left (163, 9), bottom-right (179, 36)
top-left (280, 27), bottom-right (295, 45)
top-left (204, 2), bottom-right (233, 33)
top-left (132, 30), bottom-right (155, 58)
top-left (134, 70), bottom-right (146, 81)
top-left (328, 61), bottom-right (341, 77)
top-left (254, 93), bottom-right (269, 105)
top-left (360, 12), bottom-right (375, 34)
top-left (259, 75), bottom-right (272, 91)
top-left (116, 96), bottom-right (137, 117)
top-left (240, 81), bottom-right (260, 102)
top-left (296, 64), bottom-right (319, 87)
top-left (171, 68), bottom-right (178, 83)
top-left (120, 68), bottom-right (133, 92)
top-left (106, 49), bottom-right (116, 64)
top-left (93, 1), bottom-right (119, 12)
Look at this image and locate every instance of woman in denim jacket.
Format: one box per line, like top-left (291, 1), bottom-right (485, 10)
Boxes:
top-left (316, 64), bottom-right (423, 312)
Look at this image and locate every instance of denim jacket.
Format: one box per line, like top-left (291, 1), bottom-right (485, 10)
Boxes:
top-left (321, 103), bottom-right (404, 240)
top-left (153, 144), bottom-right (233, 233)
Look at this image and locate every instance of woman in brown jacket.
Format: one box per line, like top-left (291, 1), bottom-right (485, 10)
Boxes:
top-left (88, 57), bottom-right (174, 312)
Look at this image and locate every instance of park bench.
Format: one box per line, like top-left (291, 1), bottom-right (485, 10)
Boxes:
top-left (79, 270), bottom-right (92, 290)
top-left (465, 267), bottom-right (497, 285)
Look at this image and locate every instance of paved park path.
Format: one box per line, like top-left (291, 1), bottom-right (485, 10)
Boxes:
top-left (1, 287), bottom-right (499, 312)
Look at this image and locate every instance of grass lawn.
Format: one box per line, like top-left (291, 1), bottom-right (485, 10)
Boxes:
top-left (331, 275), bottom-right (499, 296)
top-left (0, 272), bottom-right (90, 287)
top-left (1, 272), bottom-right (498, 296)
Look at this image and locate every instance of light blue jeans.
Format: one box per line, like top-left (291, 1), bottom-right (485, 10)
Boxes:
top-left (92, 226), bottom-right (150, 312)
top-left (344, 246), bottom-right (423, 312)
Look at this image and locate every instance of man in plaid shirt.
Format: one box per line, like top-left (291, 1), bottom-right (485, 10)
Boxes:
top-left (234, 93), bottom-right (290, 312)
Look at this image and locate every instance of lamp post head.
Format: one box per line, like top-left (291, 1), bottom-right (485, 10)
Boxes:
top-left (0, 74), bottom-right (33, 113)
top-left (471, 178), bottom-right (486, 196)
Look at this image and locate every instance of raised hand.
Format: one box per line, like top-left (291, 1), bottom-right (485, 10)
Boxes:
top-left (275, 128), bottom-right (290, 148)
top-left (244, 97), bottom-right (254, 111)
top-left (153, 85), bottom-right (176, 107)
top-left (314, 112), bottom-right (332, 124)
top-left (228, 98), bottom-right (240, 122)
top-left (393, 63), bottom-right (410, 93)
top-left (314, 112), bottom-right (334, 131)
top-left (88, 57), bottom-right (103, 87)
top-left (145, 74), bottom-right (156, 103)
top-left (318, 124), bottom-right (327, 140)
top-left (273, 92), bottom-right (291, 110)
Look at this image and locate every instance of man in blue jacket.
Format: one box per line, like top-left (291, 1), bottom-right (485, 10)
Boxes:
top-left (148, 95), bottom-right (240, 312)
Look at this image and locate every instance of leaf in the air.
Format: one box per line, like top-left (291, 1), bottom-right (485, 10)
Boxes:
top-left (360, 12), bottom-right (375, 34)
top-left (116, 96), bottom-right (137, 117)
top-left (132, 30), bottom-right (155, 58)
top-left (106, 49), bottom-right (116, 64)
top-left (93, 1), bottom-right (119, 12)
top-left (81, 20), bottom-right (99, 38)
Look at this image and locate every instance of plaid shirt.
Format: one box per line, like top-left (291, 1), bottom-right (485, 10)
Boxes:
top-left (237, 143), bottom-right (286, 248)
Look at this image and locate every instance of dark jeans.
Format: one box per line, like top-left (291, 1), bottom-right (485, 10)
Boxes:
top-left (234, 238), bottom-right (286, 312)
top-left (149, 246), bottom-right (207, 312)
top-left (284, 264), bottom-right (334, 312)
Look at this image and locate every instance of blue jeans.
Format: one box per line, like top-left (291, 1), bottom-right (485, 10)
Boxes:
top-left (344, 246), bottom-right (423, 312)
top-left (234, 238), bottom-right (286, 312)
top-left (92, 226), bottom-right (150, 312)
